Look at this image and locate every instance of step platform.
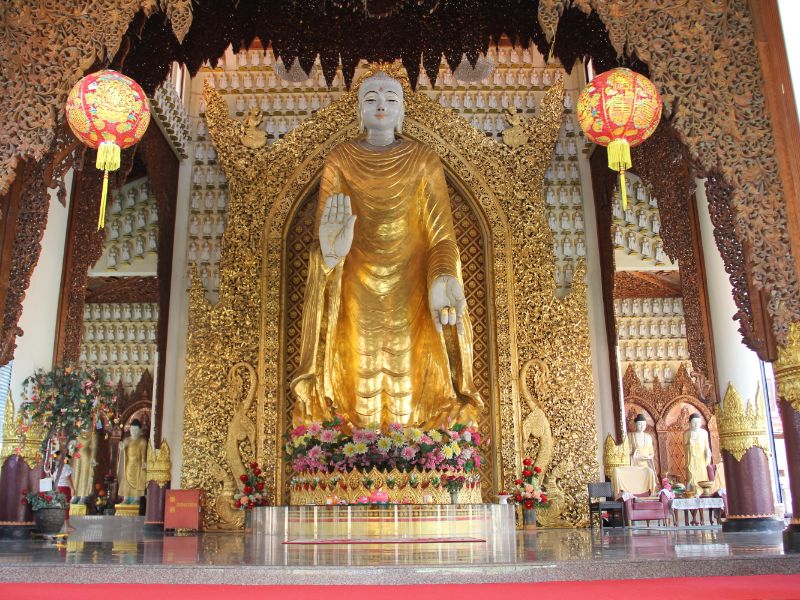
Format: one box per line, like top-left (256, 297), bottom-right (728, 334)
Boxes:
top-left (248, 503), bottom-right (515, 545)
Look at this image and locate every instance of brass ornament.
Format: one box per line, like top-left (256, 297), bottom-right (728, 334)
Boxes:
top-left (775, 321), bottom-right (800, 414)
top-left (145, 439), bottom-right (171, 488)
top-left (716, 383), bottom-right (770, 461)
top-left (185, 66), bottom-right (597, 528)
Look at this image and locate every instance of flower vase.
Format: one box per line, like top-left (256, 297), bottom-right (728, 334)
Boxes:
top-left (450, 489), bottom-right (460, 505)
top-left (33, 507), bottom-right (66, 534)
top-left (522, 507), bottom-right (537, 531)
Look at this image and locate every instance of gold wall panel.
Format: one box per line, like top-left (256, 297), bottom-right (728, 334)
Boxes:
top-left (185, 69), bottom-right (597, 528)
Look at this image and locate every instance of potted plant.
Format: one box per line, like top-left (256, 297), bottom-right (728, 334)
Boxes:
top-left (234, 462), bottom-right (269, 531)
top-left (21, 490), bottom-right (68, 534)
top-left (18, 364), bottom-right (118, 532)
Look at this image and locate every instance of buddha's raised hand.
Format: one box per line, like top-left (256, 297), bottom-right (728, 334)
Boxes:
top-left (319, 193), bottom-right (357, 269)
top-left (429, 275), bottom-right (467, 334)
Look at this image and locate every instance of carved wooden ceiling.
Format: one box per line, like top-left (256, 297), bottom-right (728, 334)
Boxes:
top-left (614, 271), bottom-right (681, 299)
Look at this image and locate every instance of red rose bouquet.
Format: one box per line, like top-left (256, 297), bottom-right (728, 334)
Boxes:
top-left (234, 462), bottom-right (269, 509)
top-left (511, 457), bottom-right (548, 510)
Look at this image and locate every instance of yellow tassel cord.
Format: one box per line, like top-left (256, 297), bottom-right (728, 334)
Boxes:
top-left (95, 142), bottom-right (121, 229)
top-left (607, 139), bottom-right (632, 210)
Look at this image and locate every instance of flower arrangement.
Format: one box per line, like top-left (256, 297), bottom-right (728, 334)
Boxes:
top-left (234, 461), bottom-right (269, 509)
top-left (18, 364), bottom-right (118, 493)
top-left (511, 457), bottom-right (548, 509)
top-left (442, 474), bottom-right (466, 494)
top-left (285, 417), bottom-right (483, 474)
top-left (22, 490), bottom-right (68, 511)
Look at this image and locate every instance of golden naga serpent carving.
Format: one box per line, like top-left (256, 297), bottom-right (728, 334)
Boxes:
top-left (519, 358), bottom-right (554, 474)
top-left (185, 63), bottom-right (597, 528)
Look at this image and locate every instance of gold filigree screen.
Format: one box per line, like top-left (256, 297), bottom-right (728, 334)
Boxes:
top-left (281, 179), bottom-right (497, 501)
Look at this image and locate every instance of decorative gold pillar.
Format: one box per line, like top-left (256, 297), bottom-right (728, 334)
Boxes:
top-left (0, 399), bottom-right (45, 527)
top-left (774, 322), bottom-right (800, 549)
top-left (603, 434), bottom-right (630, 479)
top-left (144, 440), bottom-right (171, 530)
top-left (717, 384), bottom-right (783, 532)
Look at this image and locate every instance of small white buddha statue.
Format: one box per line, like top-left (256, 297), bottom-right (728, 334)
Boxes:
top-left (684, 413), bottom-right (712, 495)
top-left (627, 414), bottom-right (656, 474)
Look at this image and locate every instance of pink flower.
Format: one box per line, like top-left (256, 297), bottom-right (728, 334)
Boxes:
top-left (308, 423), bottom-right (322, 435)
top-left (290, 425), bottom-right (307, 438)
top-left (319, 429), bottom-right (338, 443)
top-left (448, 431), bottom-right (461, 441)
top-left (307, 445), bottom-right (323, 460)
top-left (389, 422), bottom-right (403, 433)
top-left (401, 446), bottom-right (417, 460)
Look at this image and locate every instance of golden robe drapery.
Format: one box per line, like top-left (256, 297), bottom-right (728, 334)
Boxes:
top-left (290, 139), bottom-right (483, 428)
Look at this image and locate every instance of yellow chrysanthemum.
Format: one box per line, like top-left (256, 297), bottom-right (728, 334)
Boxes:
top-left (343, 443), bottom-right (356, 457)
top-left (429, 430), bottom-right (443, 443)
top-left (409, 428), bottom-right (423, 442)
top-left (354, 442), bottom-right (368, 454)
top-left (442, 446), bottom-right (455, 459)
top-left (293, 434), bottom-right (309, 447)
top-left (377, 437), bottom-right (393, 452)
top-left (391, 432), bottom-right (405, 445)
top-left (450, 442), bottom-right (461, 456)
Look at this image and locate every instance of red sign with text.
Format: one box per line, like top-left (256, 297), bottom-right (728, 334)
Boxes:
top-left (163, 489), bottom-right (203, 530)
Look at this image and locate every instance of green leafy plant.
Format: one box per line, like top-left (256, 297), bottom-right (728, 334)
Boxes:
top-left (22, 490), bottom-right (68, 511)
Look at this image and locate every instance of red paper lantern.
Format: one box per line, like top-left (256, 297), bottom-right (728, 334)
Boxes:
top-left (576, 68), bottom-right (662, 209)
top-left (65, 70), bottom-right (151, 228)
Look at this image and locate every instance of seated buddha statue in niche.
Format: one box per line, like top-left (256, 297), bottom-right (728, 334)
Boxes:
top-left (291, 66), bottom-right (484, 429)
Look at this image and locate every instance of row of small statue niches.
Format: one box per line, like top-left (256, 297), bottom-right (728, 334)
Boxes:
top-left (79, 341), bottom-right (156, 366)
top-left (104, 237), bottom-right (158, 270)
top-left (619, 338), bottom-right (690, 362)
top-left (613, 203), bottom-right (662, 237)
top-left (615, 297), bottom-right (684, 317)
top-left (552, 234), bottom-right (587, 261)
top-left (188, 212), bottom-right (227, 239)
top-left (621, 361), bottom-right (687, 385)
top-left (616, 315), bottom-right (687, 340)
top-left (185, 263), bottom-right (221, 293)
top-left (554, 262), bottom-right (580, 289)
top-left (190, 189), bottom-right (227, 214)
top-left (613, 227), bottom-right (668, 265)
top-left (187, 237), bottom-right (222, 265)
top-left (83, 302), bottom-right (160, 323)
top-left (82, 320), bottom-right (158, 344)
top-left (77, 360), bottom-right (152, 390)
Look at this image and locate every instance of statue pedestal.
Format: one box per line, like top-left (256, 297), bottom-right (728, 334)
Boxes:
top-left (114, 503), bottom-right (141, 517)
top-left (70, 504), bottom-right (88, 517)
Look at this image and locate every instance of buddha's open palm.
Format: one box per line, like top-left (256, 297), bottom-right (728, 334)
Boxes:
top-left (319, 193), bottom-right (357, 269)
top-left (429, 275), bottom-right (467, 333)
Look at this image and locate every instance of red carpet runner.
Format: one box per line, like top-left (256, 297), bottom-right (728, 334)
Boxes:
top-left (3, 575), bottom-right (800, 600)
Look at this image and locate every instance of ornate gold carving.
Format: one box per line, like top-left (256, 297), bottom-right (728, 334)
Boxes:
top-left (775, 321), bottom-right (800, 414)
top-left (520, 359), bottom-right (554, 474)
top-left (540, 1), bottom-right (800, 342)
top-left (1, 396), bottom-right (45, 469)
top-left (185, 66), bottom-right (597, 528)
top-left (603, 433), bottom-right (630, 479)
top-left (0, 1), bottom-right (192, 195)
top-left (289, 468), bottom-right (482, 505)
top-left (145, 439), bottom-right (171, 488)
top-left (502, 108), bottom-right (530, 148)
top-left (717, 383), bottom-right (770, 461)
top-left (240, 108), bottom-right (267, 149)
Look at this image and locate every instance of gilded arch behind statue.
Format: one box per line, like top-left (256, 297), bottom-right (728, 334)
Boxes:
top-left (185, 68), bottom-right (600, 528)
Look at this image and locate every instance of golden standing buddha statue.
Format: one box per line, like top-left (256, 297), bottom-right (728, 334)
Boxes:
top-left (291, 68), bottom-right (483, 429)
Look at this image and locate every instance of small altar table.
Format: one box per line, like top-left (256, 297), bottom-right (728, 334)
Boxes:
top-left (671, 497), bottom-right (724, 526)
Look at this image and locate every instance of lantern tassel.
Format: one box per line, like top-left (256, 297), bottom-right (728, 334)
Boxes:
top-left (607, 139), bottom-right (632, 211)
top-left (95, 142), bottom-right (121, 230)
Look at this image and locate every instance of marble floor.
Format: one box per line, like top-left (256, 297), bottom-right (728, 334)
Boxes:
top-left (0, 517), bottom-right (798, 585)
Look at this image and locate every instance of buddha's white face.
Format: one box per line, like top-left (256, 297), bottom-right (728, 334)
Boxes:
top-left (129, 425), bottom-right (141, 439)
top-left (359, 76), bottom-right (403, 135)
top-left (690, 418), bottom-right (700, 431)
top-left (635, 420), bottom-right (646, 432)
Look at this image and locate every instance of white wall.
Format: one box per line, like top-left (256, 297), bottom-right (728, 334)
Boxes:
top-left (694, 179), bottom-right (763, 402)
top-left (9, 171), bottom-right (73, 408)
